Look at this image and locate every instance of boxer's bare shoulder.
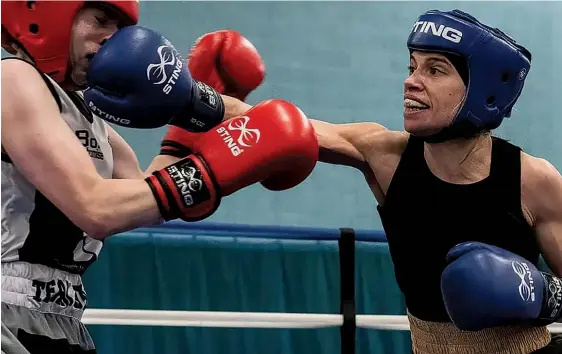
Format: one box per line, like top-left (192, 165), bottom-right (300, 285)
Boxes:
top-left (359, 129), bottom-right (409, 194)
top-left (1, 58), bottom-right (51, 104)
top-left (1, 58), bottom-right (62, 142)
top-left (520, 152), bottom-right (561, 224)
top-left (520, 152), bottom-right (562, 275)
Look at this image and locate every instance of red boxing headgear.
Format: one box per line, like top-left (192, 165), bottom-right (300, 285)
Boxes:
top-left (1, 0), bottom-right (139, 83)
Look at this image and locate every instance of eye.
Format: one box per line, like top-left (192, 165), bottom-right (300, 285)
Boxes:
top-left (95, 16), bottom-right (108, 25)
top-left (429, 67), bottom-right (443, 76)
top-left (408, 66), bottom-right (415, 75)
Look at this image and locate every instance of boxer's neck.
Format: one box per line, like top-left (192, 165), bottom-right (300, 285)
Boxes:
top-left (423, 133), bottom-right (492, 185)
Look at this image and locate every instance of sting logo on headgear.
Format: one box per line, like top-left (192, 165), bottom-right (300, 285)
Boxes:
top-left (411, 21), bottom-right (463, 43)
top-left (146, 45), bottom-right (184, 95)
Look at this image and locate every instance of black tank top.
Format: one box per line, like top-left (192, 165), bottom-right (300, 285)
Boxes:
top-left (377, 135), bottom-right (540, 322)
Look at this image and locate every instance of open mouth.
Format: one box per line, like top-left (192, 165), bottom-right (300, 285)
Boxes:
top-left (404, 98), bottom-right (430, 112)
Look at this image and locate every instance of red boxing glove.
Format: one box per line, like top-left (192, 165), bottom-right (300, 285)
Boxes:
top-left (191, 99), bottom-right (318, 196)
top-left (188, 30), bottom-right (265, 102)
top-left (146, 99), bottom-right (318, 221)
top-left (160, 126), bottom-right (199, 158)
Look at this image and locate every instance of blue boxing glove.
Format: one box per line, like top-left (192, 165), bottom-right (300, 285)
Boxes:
top-left (84, 25), bottom-right (224, 131)
top-left (441, 242), bottom-right (562, 331)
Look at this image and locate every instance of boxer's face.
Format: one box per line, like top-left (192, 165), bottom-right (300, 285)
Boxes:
top-left (69, 5), bottom-right (125, 86)
top-left (403, 52), bottom-right (466, 136)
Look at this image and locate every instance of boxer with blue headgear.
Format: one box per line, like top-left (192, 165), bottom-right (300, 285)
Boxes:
top-left (405, 10), bottom-right (532, 143)
top-left (305, 8), bottom-right (562, 354)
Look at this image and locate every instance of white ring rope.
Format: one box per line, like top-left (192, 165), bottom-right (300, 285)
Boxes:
top-left (82, 309), bottom-right (562, 333)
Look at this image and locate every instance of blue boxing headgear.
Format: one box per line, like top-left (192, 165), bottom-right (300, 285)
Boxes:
top-left (407, 10), bottom-right (532, 142)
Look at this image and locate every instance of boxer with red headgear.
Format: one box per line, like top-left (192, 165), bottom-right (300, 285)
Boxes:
top-left (2, 4), bottom-right (140, 352)
top-left (1, 2), bottom-right (318, 353)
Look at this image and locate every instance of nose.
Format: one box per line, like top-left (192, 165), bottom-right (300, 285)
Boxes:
top-left (404, 71), bottom-right (423, 92)
top-left (99, 26), bottom-right (120, 46)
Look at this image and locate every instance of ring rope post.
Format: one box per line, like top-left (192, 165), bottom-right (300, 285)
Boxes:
top-left (338, 228), bottom-right (356, 354)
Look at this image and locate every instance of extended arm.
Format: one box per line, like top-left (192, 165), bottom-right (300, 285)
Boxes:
top-left (310, 119), bottom-right (386, 171)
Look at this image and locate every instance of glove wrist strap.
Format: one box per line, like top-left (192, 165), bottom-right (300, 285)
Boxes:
top-left (171, 80), bottom-right (225, 132)
top-left (535, 272), bottom-right (562, 325)
top-left (146, 171), bottom-right (176, 221)
top-left (160, 140), bottom-right (193, 158)
top-left (145, 155), bottom-right (221, 221)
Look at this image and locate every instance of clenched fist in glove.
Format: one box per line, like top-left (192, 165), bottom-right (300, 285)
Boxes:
top-left (188, 30), bottom-right (265, 102)
top-left (145, 99), bottom-right (318, 221)
top-left (84, 26), bottom-right (225, 132)
top-left (441, 242), bottom-right (562, 331)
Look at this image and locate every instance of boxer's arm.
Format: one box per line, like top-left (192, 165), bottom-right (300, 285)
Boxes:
top-left (222, 94), bottom-right (252, 119)
top-left (2, 59), bottom-right (162, 239)
top-left (215, 95), bottom-right (392, 168)
top-left (215, 105), bottom-right (395, 172)
top-left (525, 156), bottom-right (562, 276)
top-left (310, 120), bottom-right (394, 171)
top-left (106, 124), bottom-right (181, 177)
top-left (106, 124), bottom-right (145, 179)
top-left (214, 97), bottom-right (394, 170)
top-left (145, 155), bottom-right (181, 174)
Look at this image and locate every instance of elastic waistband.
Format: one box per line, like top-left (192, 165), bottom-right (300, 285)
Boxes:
top-left (408, 311), bottom-right (551, 354)
top-left (1, 261), bottom-right (87, 319)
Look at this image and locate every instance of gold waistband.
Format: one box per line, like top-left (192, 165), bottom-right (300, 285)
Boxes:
top-left (408, 312), bottom-right (551, 354)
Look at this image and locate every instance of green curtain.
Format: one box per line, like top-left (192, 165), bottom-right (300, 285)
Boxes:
top-left (83, 227), bottom-right (410, 354)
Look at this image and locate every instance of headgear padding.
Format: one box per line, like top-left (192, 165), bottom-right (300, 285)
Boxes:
top-left (2, 1), bottom-right (139, 83)
top-left (407, 10), bottom-right (531, 141)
